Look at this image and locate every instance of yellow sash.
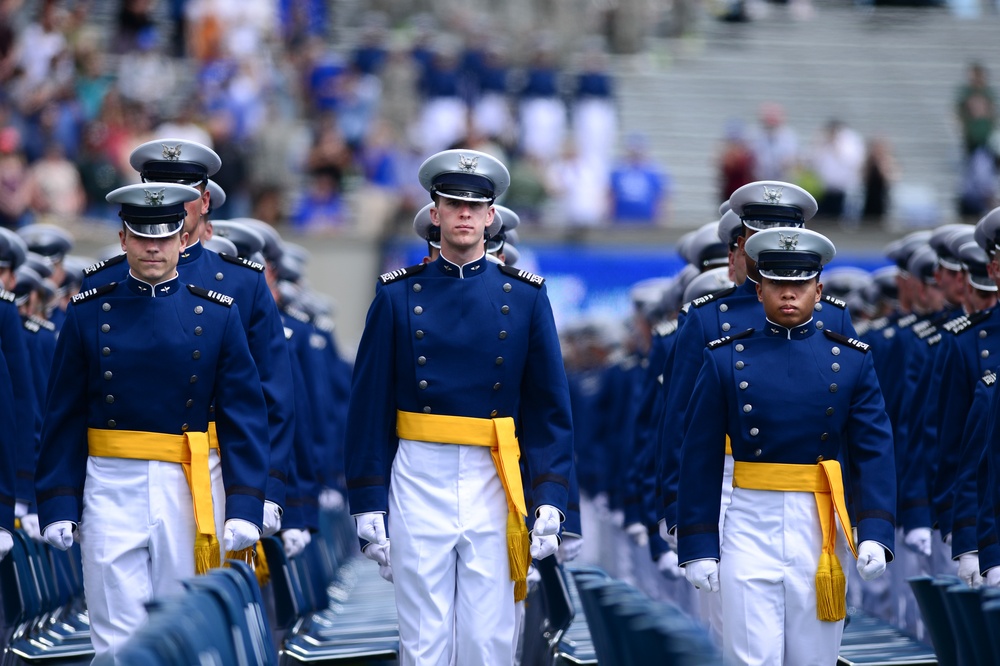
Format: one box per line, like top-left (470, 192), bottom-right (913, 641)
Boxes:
top-left (395, 410), bottom-right (530, 601)
top-left (732, 460), bottom-right (856, 622)
top-left (87, 428), bottom-right (221, 574)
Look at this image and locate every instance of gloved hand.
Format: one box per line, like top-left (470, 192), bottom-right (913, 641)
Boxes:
top-left (14, 501), bottom-right (28, 519)
top-left (281, 528), bottom-right (309, 558)
top-left (684, 558), bottom-right (720, 592)
top-left (557, 534), bottom-right (583, 563)
top-left (362, 540), bottom-right (391, 567)
top-left (21, 514), bottom-right (40, 541)
top-left (986, 567), bottom-right (1000, 587)
top-left (530, 532), bottom-right (559, 560)
top-left (262, 501), bottom-right (282, 538)
top-left (223, 519), bottom-right (261, 552)
top-left (657, 550), bottom-right (683, 579)
top-left (355, 512), bottom-right (387, 546)
top-left (533, 505), bottom-right (562, 537)
top-left (0, 528), bottom-right (12, 561)
top-left (319, 488), bottom-right (345, 511)
top-left (904, 527), bottom-right (932, 557)
top-left (625, 522), bottom-right (649, 547)
top-left (958, 552), bottom-right (983, 588)
top-left (659, 520), bottom-right (678, 551)
top-left (42, 521), bottom-right (76, 551)
top-left (857, 540), bottom-right (887, 581)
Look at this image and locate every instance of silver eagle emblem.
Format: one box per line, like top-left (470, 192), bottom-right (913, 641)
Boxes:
top-left (144, 188), bottom-right (165, 205)
top-left (161, 144), bottom-right (183, 160)
top-left (457, 154), bottom-right (479, 172)
top-left (778, 232), bottom-right (799, 250)
top-left (762, 185), bottom-right (783, 203)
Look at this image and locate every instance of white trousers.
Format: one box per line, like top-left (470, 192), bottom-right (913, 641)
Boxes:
top-left (720, 487), bottom-right (850, 666)
top-left (699, 453), bottom-right (735, 646)
top-left (389, 438), bottom-right (514, 666)
top-left (81, 451), bottom-right (225, 660)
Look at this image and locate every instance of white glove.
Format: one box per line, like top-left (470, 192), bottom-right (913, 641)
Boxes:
top-left (958, 553), bottom-right (983, 588)
top-left (281, 528), bottom-right (309, 558)
top-left (659, 519), bottom-right (678, 551)
top-left (527, 564), bottom-right (541, 586)
top-left (42, 521), bottom-right (76, 551)
top-left (657, 550), bottom-right (683, 579)
top-left (533, 505), bottom-right (562, 537)
top-left (856, 540), bottom-right (887, 581)
top-left (684, 558), bottom-right (720, 592)
top-left (223, 519), bottom-right (261, 552)
top-left (530, 532), bottom-right (559, 560)
top-left (355, 512), bottom-right (387, 546)
top-left (0, 529), bottom-right (12, 561)
top-left (904, 527), bottom-right (932, 557)
top-left (945, 532), bottom-right (953, 546)
top-left (557, 534), bottom-right (583, 563)
top-left (319, 488), bottom-right (345, 511)
top-left (14, 501), bottom-right (28, 518)
top-left (362, 540), bottom-right (391, 567)
top-left (262, 501), bottom-right (282, 538)
top-left (986, 567), bottom-right (1000, 587)
top-left (21, 514), bottom-right (40, 541)
top-left (625, 522), bottom-right (649, 547)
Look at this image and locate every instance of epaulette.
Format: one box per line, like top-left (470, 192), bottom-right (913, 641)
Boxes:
top-left (654, 319), bottom-right (678, 338)
top-left (948, 310), bottom-right (991, 335)
top-left (707, 327), bottom-right (754, 350)
top-left (691, 285), bottom-right (737, 309)
top-left (72, 282), bottom-right (117, 305)
top-left (868, 316), bottom-right (891, 332)
top-left (925, 332), bottom-right (942, 347)
top-left (82, 253), bottom-right (126, 277)
top-left (819, 294), bottom-right (847, 310)
top-left (916, 324), bottom-right (939, 341)
top-left (0, 288), bottom-right (14, 303)
top-left (379, 263), bottom-right (426, 285)
top-left (314, 315), bottom-right (335, 334)
top-left (897, 313), bottom-right (918, 329)
top-left (29, 314), bottom-right (56, 332)
top-left (499, 264), bottom-right (545, 288)
top-left (823, 330), bottom-right (870, 353)
top-left (982, 371), bottom-right (997, 387)
top-left (22, 317), bottom-right (40, 334)
top-left (186, 284), bottom-right (234, 307)
top-left (283, 306), bottom-right (311, 324)
top-left (853, 320), bottom-right (871, 338)
top-left (219, 253), bottom-right (264, 272)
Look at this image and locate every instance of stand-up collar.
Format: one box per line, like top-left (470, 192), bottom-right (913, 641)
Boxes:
top-left (126, 271), bottom-right (181, 297)
top-left (434, 253), bottom-right (489, 279)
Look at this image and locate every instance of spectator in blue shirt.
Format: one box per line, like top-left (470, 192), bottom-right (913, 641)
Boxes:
top-left (609, 133), bottom-right (670, 225)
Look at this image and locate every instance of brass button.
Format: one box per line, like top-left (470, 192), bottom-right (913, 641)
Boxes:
top-left (105, 395), bottom-right (115, 404)
top-left (743, 404), bottom-right (752, 413)
top-left (413, 283), bottom-right (422, 293)
top-left (490, 409), bottom-right (498, 417)
top-left (493, 382), bottom-right (502, 391)
top-left (495, 357), bottom-right (504, 365)
top-left (102, 347), bottom-right (111, 356)
top-left (194, 306), bottom-right (203, 314)
top-left (719, 304), bottom-right (728, 313)
top-left (416, 330), bottom-right (424, 339)
top-left (826, 407), bottom-right (834, 416)
top-left (192, 350), bottom-right (201, 360)
top-left (735, 343), bottom-right (743, 352)
top-left (417, 356), bottom-right (427, 365)
top-left (107, 419), bottom-right (116, 428)
top-left (195, 326), bottom-right (203, 335)
top-left (829, 383), bottom-right (838, 393)
top-left (418, 380), bottom-right (428, 389)
top-left (821, 433), bottom-right (829, 441)
top-left (423, 406), bottom-right (431, 413)
top-left (503, 283), bottom-right (512, 292)
top-left (104, 371), bottom-right (113, 381)
top-left (102, 303), bottom-right (111, 312)
top-left (413, 306), bottom-right (423, 315)
top-left (499, 330), bottom-right (508, 340)
top-left (501, 305), bottom-right (509, 314)
top-left (750, 427), bottom-right (759, 436)
top-left (190, 375), bottom-right (198, 384)
top-left (831, 363), bottom-right (840, 372)
top-left (832, 347), bottom-right (840, 356)
top-left (215, 272), bottom-right (224, 281)
top-left (754, 448), bottom-right (762, 457)
top-left (186, 399), bottom-right (193, 408)
top-left (735, 361), bottom-right (745, 369)
top-left (101, 323), bottom-right (110, 333)
top-left (722, 323), bottom-right (731, 332)
top-left (739, 381), bottom-right (748, 390)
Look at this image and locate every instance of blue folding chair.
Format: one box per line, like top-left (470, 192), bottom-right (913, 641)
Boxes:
top-left (909, 575), bottom-right (958, 666)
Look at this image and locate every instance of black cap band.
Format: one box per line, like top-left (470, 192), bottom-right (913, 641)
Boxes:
top-left (140, 161), bottom-right (209, 183)
top-left (119, 202), bottom-right (187, 224)
top-left (431, 172), bottom-right (495, 200)
top-left (757, 250), bottom-right (822, 275)
top-left (741, 203), bottom-right (806, 230)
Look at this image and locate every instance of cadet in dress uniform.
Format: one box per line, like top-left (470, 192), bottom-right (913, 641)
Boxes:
top-left (34, 183), bottom-right (269, 660)
top-left (677, 228), bottom-right (895, 666)
top-left (80, 139), bottom-right (295, 540)
top-left (345, 149), bottom-right (574, 665)
top-left (17, 223), bottom-right (73, 331)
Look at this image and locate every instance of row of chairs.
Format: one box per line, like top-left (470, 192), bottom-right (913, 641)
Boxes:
top-left (836, 610), bottom-right (937, 666)
top-left (0, 528), bottom-right (93, 665)
top-left (910, 574), bottom-right (1000, 666)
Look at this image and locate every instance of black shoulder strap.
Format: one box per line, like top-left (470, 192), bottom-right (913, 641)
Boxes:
top-left (823, 329), bottom-right (870, 353)
top-left (72, 282), bottom-right (117, 305)
top-left (707, 327), bottom-right (754, 350)
top-left (691, 285), bottom-right (737, 309)
top-left (186, 284), bottom-right (234, 307)
top-left (219, 253), bottom-right (265, 272)
top-left (379, 263), bottom-right (426, 285)
top-left (83, 253), bottom-right (127, 277)
top-left (499, 264), bottom-right (545, 288)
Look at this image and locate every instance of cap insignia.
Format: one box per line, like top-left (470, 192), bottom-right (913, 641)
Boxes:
top-left (161, 144), bottom-right (183, 160)
top-left (762, 185), bottom-right (783, 203)
top-left (144, 188), bottom-right (165, 205)
top-left (458, 154), bottom-right (479, 172)
top-left (778, 232), bottom-right (799, 250)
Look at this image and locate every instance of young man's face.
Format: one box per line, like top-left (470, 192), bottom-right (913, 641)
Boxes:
top-left (119, 228), bottom-right (188, 285)
top-left (756, 276), bottom-right (822, 328)
top-left (430, 198), bottom-right (494, 256)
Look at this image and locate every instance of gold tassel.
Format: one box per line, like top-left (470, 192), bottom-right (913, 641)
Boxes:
top-left (514, 579), bottom-right (528, 603)
top-left (507, 511), bottom-right (530, 601)
top-left (195, 532), bottom-right (222, 575)
top-left (254, 541), bottom-right (270, 587)
top-left (815, 552), bottom-right (846, 621)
